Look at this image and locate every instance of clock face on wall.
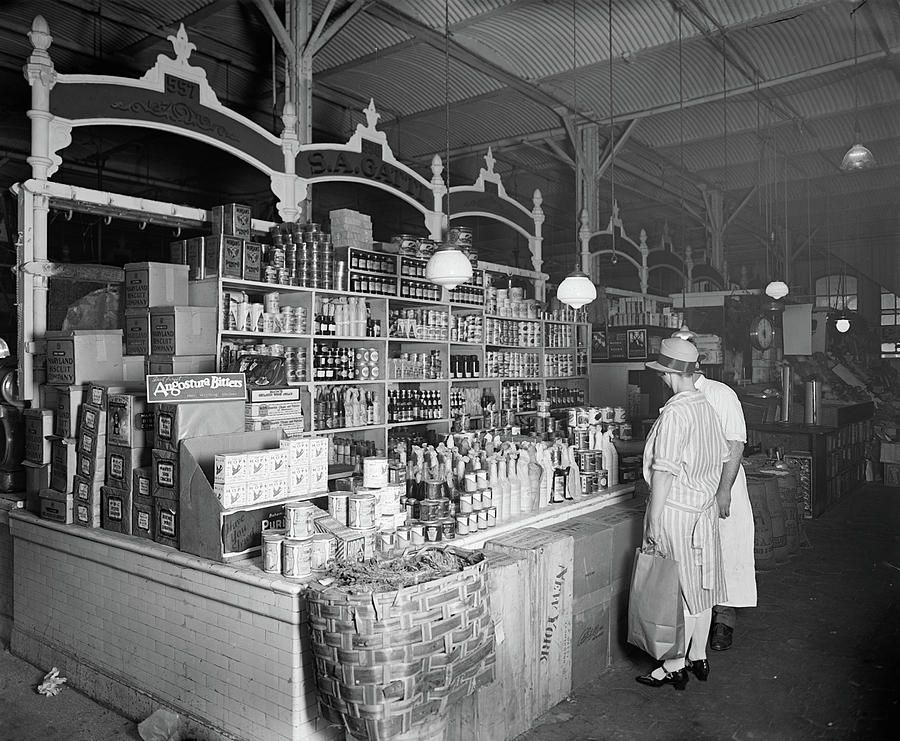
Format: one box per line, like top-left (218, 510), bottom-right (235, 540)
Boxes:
top-left (749, 314), bottom-right (775, 350)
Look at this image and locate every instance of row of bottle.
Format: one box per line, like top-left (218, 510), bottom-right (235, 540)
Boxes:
top-left (400, 257), bottom-right (428, 279)
top-left (543, 353), bottom-right (575, 378)
top-left (449, 388), bottom-right (484, 418)
top-left (389, 351), bottom-right (443, 380)
top-left (484, 318), bottom-right (542, 347)
top-left (389, 308), bottom-right (448, 339)
top-left (328, 436), bottom-right (379, 468)
top-left (484, 351), bottom-right (541, 378)
top-left (314, 297), bottom-right (381, 337)
top-left (447, 285), bottom-right (484, 305)
top-left (545, 323), bottom-right (574, 348)
top-left (349, 249), bottom-right (396, 274)
top-left (313, 386), bottom-right (382, 430)
top-left (501, 382), bottom-right (541, 412)
top-left (349, 273), bottom-right (398, 296)
top-left (387, 389), bottom-right (445, 423)
top-left (449, 354), bottom-right (482, 379)
top-left (546, 385), bottom-right (585, 408)
top-left (450, 313), bottom-right (483, 343)
top-left (399, 279), bottom-right (442, 302)
top-left (313, 344), bottom-right (381, 381)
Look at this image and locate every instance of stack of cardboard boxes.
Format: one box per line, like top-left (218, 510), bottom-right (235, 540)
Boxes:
top-left (170, 203), bottom-right (261, 283)
top-left (329, 208), bottom-right (372, 249)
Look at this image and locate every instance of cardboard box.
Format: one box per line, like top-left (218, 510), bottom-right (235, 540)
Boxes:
top-left (153, 491), bottom-right (179, 549)
top-left (22, 460), bottom-right (51, 502)
top-left (547, 514), bottom-right (614, 600)
top-left (101, 485), bottom-right (132, 534)
top-left (170, 239), bottom-right (186, 265)
top-left (179, 430), bottom-right (300, 562)
top-left (152, 448), bottom-right (179, 496)
top-left (86, 382), bottom-right (139, 411)
top-left (185, 236), bottom-right (205, 280)
top-left (123, 309), bottom-right (151, 356)
top-left (78, 403), bottom-right (106, 435)
top-left (149, 306), bottom-right (217, 355)
top-left (23, 409), bottom-right (54, 465)
top-left (880, 441), bottom-right (900, 464)
top-left (570, 588), bottom-right (611, 690)
top-left (40, 488), bottom-right (73, 524)
top-left (122, 355), bottom-right (146, 383)
top-left (74, 496), bottom-right (101, 528)
top-left (132, 496), bottom-right (154, 540)
top-left (309, 462), bottom-right (329, 494)
top-left (106, 445), bottom-right (151, 489)
top-left (49, 437), bottom-right (77, 494)
top-left (76, 450), bottom-right (105, 481)
top-left (45, 330), bottom-right (123, 386)
top-left (76, 427), bottom-right (104, 459)
top-left (39, 384), bottom-right (60, 415)
top-left (107, 393), bottom-right (152, 448)
top-left (146, 354), bottom-right (216, 375)
top-left (211, 203), bottom-right (252, 239)
top-left (133, 466), bottom-right (152, 498)
top-left (54, 385), bottom-right (86, 437)
top-left (153, 400), bottom-right (244, 453)
top-left (243, 242), bottom-right (262, 282)
top-left (186, 277), bottom-right (218, 308)
top-left (124, 262), bottom-right (189, 310)
top-left (72, 473), bottom-right (103, 504)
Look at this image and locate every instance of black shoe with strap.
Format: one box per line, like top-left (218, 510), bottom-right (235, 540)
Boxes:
top-left (710, 623), bottom-right (733, 651)
top-left (687, 658), bottom-right (710, 681)
top-left (635, 667), bottom-right (689, 690)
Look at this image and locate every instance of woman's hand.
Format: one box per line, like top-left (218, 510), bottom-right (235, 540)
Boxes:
top-left (716, 487), bottom-right (732, 518)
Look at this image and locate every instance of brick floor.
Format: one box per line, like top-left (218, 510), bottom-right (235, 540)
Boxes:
top-left (1, 484), bottom-right (898, 740)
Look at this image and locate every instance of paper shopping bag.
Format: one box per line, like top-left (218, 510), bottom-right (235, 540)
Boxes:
top-left (626, 547), bottom-right (685, 660)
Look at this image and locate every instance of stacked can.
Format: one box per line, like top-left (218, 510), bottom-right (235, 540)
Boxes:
top-left (310, 532), bottom-right (337, 571)
top-left (281, 501), bottom-right (317, 579)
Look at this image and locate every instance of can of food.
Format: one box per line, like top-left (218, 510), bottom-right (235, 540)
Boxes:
top-left (536, 400), bottom-right (551, 416)
top-left (573, 428), bottom-right (590, 450)
top-left (438, 497), bottom-right (451, 518)
top-left (348, 493), bottom-right (377, 530)
top-left (458, 492), bottom-right (473, 514)
top-left (282, 536), bottom-right (312, 579)
top-left (596, 469), bottom-right (609, 490)
top-left (476, 510), bottom-right (489, 530)
top-left (310, 533), bottom-right (335, 570)
top-left (422, 520), bottom-right (443, 542)
top-left (261, 530), bottom-right (285, 574)
top-left (455, 513), bottom-right (470, 536)
top-left (396, 525), bottom-right (412, 548)
top-left (363, 457), bottom-right (389, 488)
top-left (440, 518), bottom-right (456, 540)
top-left (577, 449), bottom-right (596, 472)
top-left (379, 484), bottom-right (404, 515)
top-left (471, 490), bottom-right (483, 511)
top-left (418, 498), bottom-right (443, 521)
top-left (619, 422), bottom-right (633, 441)
top-left (264, 291), bottom-right (280, 313)
top-left (328, 493), bottom-right (350, 525)
top-left (284, 501), bottom-right (317, 539)
top-left (481, 488), bottom-right (493, 509)
top-left (580, 471), bottom-right (596, 495)
top-left (600, 406), bottom-right (615, 423)
top-left (377, 530), bottom-right (395, 552)
top-left (486, 507), bottom-right (497, 527)
top-left (388, 464), bottom-right (405, 484)
top-left (424, 479), bottom-right (444, 500)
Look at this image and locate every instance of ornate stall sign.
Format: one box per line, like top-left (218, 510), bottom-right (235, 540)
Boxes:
top-left (145, 373), bottom-right (246, 403)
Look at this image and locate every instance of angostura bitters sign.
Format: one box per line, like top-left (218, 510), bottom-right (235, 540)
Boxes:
top-left (145, 373), bottom-right (247, 403)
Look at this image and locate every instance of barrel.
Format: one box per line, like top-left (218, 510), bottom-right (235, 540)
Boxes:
top-left (763, 475), bottom-right (789, 564)
top-left (775, 471), bottom-right (800, 557)
top-left (746, 474), bottom-right (775, 571)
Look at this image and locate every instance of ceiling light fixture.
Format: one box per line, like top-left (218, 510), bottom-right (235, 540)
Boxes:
top-left (426, 0), bottom-right (473, 291)
top-left (840, 4), bottom-right (875, 171)
top-left (557, 0), bottom-right (596, 310)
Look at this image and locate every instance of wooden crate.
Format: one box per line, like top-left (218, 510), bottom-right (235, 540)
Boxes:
top-left (484, 527), bottom-right (574, 717)
top-left (571, 587), bottom-right (611, 690)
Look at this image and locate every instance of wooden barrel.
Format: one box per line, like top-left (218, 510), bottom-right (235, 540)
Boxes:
top-left (775, 472), bottom-right (801, 557)
top-left (746, 474), bottom-right (775, 570)
top-left (763, 475), bottom-right (789, 564)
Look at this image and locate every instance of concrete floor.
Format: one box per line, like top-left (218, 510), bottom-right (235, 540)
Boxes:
top-left (0, 484), bottom-right (897, 741)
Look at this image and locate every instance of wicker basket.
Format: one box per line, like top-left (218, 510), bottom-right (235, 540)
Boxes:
top-left (308, 548), bottom-right (496, 741)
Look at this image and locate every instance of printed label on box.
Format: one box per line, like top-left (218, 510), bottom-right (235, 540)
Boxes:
top-left (107, 496), bottom-right (123, 521)
top-left (136, 510), bottom-right (151, 532)
top-left (157, 460), bottom-right (175, 488)
top-left (159, 509), bottom-right (176, 537)
top-left (109, 452), bottom-right (126, 481)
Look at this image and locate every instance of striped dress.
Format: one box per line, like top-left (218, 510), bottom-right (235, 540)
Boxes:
top-left (642, 390), bottom-right (728, 615)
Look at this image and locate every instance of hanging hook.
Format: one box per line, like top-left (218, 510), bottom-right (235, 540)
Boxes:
top-left (103, 215), bottom-right (112, 225)
top-left (173, 226), bottom-right (182, 238)
top-left (64, 209), bottom-right (73, 221)
top-left (138, 221), bottom-right (147, 231)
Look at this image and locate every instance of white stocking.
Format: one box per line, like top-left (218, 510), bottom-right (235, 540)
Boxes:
top-left (662, 600), bottom-right (694, 673)
top-left (688, 608), bottom-right (712, 661)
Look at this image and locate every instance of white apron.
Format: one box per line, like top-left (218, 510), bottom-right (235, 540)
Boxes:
top-left (718, 465), bottom-right (757, 607)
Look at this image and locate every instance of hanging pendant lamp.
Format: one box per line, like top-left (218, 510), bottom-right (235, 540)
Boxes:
top-left (840, 7), bottom-right (875, 171)
top-left (426, 0), bottom-right (473, 291)
top-left (557, 0), bottom-right (597, 310)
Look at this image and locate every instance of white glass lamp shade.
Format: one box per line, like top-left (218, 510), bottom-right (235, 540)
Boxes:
top-left (671, 325), bottom-right (696, 342)
top-left (557, 269), bottom-right (597, 310)
top-left (425, 244), bottom-right (473, 290)
top-left (840, 142), bottom-right (876, 172)
top-left (765, 281), bottom-right (790, 300)
top-left (835, 317), bottom-right (851, 333)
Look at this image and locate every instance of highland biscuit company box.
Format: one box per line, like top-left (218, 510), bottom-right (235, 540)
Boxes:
top-left (211, 202), bottom-right (252, 239)
top-left (149, 306), bottom-right (217, 355)
top-left (106, 445), bottom-right (151, 489)
top-left (123, 262), bottom-right (189, 310)
top-left (124, 309), bottom-right (151, 355)
top-left (152, 399), bottom-right (245, 454)
top-left (44, 330), bottom-right (123, 386)
top-left (55, 385), bottom-right (86, 438)
top-left (107, 392), bottom-right (152, 448)
top-left (23, 409), bottom-right (54, 465)
top-left (101, 485), bottom-right (133, 535)
top-left (146, 354), bottom-right (216, 376)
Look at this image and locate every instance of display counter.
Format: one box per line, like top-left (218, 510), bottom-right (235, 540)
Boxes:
top-left (9, 483), bottom-right (639, 741)
top-left (747, 406), bottom-right (872, 518)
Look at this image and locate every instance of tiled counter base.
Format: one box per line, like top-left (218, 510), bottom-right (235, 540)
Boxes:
top-left (9, 512), bottom-right (340, 741)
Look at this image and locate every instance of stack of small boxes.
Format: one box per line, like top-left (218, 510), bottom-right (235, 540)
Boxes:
top-left (171, 203), bottom-right (262, 283)
top-left (694, 333), bottom-right (723, 366)
top-left (100, 389), bottom-right (153, 535)
top-left (244, 398), bottom-right (306, 437)
top-left (329, 209), bottom-right (372, 249)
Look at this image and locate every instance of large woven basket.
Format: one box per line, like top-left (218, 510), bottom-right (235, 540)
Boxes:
top-left (308, 547), bottom-right (496, 741)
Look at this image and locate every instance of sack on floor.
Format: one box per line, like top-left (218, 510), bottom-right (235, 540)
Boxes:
top-left (626, 546), bottom-right (685, 660)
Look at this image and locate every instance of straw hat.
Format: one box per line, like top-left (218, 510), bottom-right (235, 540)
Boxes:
top-left (645, 337), bottom-right (699, 375)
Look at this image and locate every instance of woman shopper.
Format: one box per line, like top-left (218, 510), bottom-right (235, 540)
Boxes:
top-left (636, 338), bottom-right (728, 690)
